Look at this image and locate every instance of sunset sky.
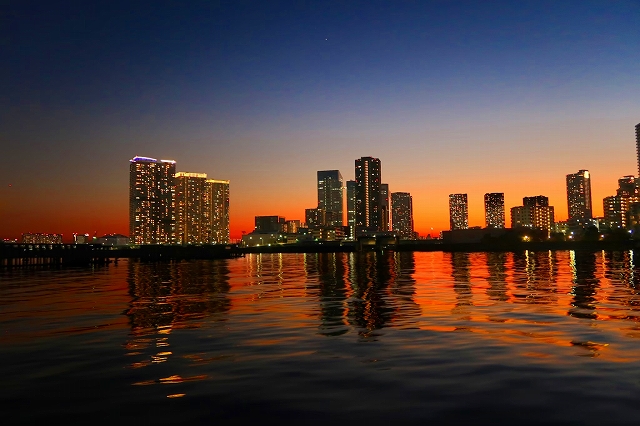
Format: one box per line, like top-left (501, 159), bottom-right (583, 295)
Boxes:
top-left (2, 0), bottom-right (639, 241)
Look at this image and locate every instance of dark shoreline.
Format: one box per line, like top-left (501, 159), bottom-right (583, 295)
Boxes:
top-left (2, 240), bottom-right (639, 267)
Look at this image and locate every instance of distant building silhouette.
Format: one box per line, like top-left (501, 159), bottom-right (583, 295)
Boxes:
top-left (636, 123), bottom-right (640, 176)
top-left (391, 192), bottom-right (414, 238)
top-left (206, 179), bottom-right (230, 244)
top-left (317, 170), bottom-right (344, 227)
top-left (129, 156), bottom-right (176, 244)
top-left (346, 180), bottom-right (356, 238)
top-left (305, 208), bottom-right (323, 230)
top-left (380, 183), bottom-right (390, 231)
top-left (449, 193), bottom-right (469, 230)
top-left (355, 157), bottom-right (382, 231)
top-left (255, 216), bottom-right (285, 233)
top-left (566, 170), bottom-right (592, 221)
top-left (176, 172), bottom-right (208, 244)
top-left (523, 195), bottom-right (549, 208)
top-left (603, 176), bottom-right (639, 229)
top-left (22, 233), bottom-right (63, 244)
top-left (484, 193), bottom-right (505, 228)
top-left (510, 196), bottom-right (555, 233)
top-left (603, 195), bottom-right (623, 229)
top-left (284, 219), bottom-right (301, 234)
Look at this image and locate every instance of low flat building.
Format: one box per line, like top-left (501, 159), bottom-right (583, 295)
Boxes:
top-left (22, 233), bottom-right (63, 244)
top-left (241, 232), bottom-right (280, 247)
top-left (94, 234), bottom-right (129, 246)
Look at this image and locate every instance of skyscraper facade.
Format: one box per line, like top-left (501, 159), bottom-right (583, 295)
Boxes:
top-left (511, 196), bottom-right (555, 233)
top-left (317, 170), bottom-right (344, 227)
top-left (255, 216), bottom-right (285, 233)
top-left (355, 157), bottom-right (382, 231)
top-left (603, 195), bottom-right (623, 229)
top-left (566, 170), bottom-right (593, 221)
top-left (391, 192), bottom-right (414, 238)
top-left (129, 156), bottom-right (176, 245)
top-left (636, 123), bottom-right (640, 176)
top-left (346, 180), bottom-right (356, 237)
top-left (380, 183), bottom-right (390, 231)
top-left (523, 196), bottom-right (549, 208)
top-left (205, 179), bottom-right (230, 244)
top-left (176, 172), bottom-right (208, 244)
top-left (449, 193), bottom-right (469, 230)
top-left (484, 193), bottom-right (505, 228)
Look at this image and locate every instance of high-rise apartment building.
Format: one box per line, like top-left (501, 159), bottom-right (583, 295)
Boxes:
top-left (636, 123), bottom-right (640, 176)
top-left (355, 157), bottom-right (382, 231)
top-left (317, 170), bottom-right (344, 227)
top-left (602, 176), bottom-right (640, 229)
top-left (510, 196), bottom-right (555, 233)
top-left (449, 193), bottom-right (469, 230)
top-left (566, 170), bottom-right (592, 221)
top-left (305, 208), bottom-right (323, 229)
top-left (484, 193), bottom-right (505, 228)
top-left (176, 172), bottom-right (208, 244)
top-left (346, 180), bottom-right (356, 237)
top-left (391, 192), bottom-right (414, 238)
top-left (603, 195), bottom-right (623, 229)
top-left (205, 179), bottom-right (230, 244)
top-left (523, 196), bottom-right (549, 208)
top-left (129, 156), bottom-right (176, 245)
top-left (255, 216), bottom-right (285, 233)
top-left (380, 183), bottom-right (390, 231)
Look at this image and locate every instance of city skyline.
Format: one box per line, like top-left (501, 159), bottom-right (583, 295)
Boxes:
top-left (2, 1), bottom-right (640, 241)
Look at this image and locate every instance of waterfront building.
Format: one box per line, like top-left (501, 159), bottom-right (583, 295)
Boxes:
top-left (94, 234), bottom-right (129, 246)
top-left (523, 196), bottom-right (549, 208)
top-left (355, 157), bottom-right (382, 231)
top-left (531, 206), bottom-right (555, 231)
top-left (449, 193), bottom-right (469, 230)
top-left (346, 180), bottom-right (356, 238)
top-left (317, 170), bottom-right (344, 227)
top-left (380, 183), bottom-right (390, 231)
top-left (636, 123), bottom-right (640, 176)
top-left (73, 233), bottom-right (90, 244)
top-left (628, 202), bottom-right (640, 233)
top-left (205, 179), bottom-right (230, 244)
top-left (603, 195), bottom-right (624, 229)
top-left (305, 208), bottom-right (324, 230)
top-left (510, 199), bottom-right (555, 234)
top-left (484, 193), bottom-right (505, 228)
top-left (255, 216), bottom-right (285, 233)
top-left (21, 233), bottom-right (63, 244)
top-left (391, 192), bottom-right (414, 238)
top-left (176, 172), bottom-right (208, 244)
top-left (566, 170), bottom-right (593, 221)
top-left (284, 220), bottom-right (301, 234)
top-left (241, 232), bottom-right (280, 247)
top-left (129, 156), bottom-right (176, 245)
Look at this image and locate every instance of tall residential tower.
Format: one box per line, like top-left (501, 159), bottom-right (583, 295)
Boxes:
top-left (317, 170), bottom-right (344, 227)
top-left (129, 156), bottom-right (176, 245)
top-left (391, 192), bottom-right (414, 238)
top-left (484, 193), bottom-right (505, 228)
top-left (175, 172), bottom-right (208, 244)
top-left (566, 170), bottom-right (593, 221)
top-left (206, 179), bottom-right (230, 244)
top-left (449, 194), bottom-right (469, 230)
top-left (355, 157), bottom-right (382, 231)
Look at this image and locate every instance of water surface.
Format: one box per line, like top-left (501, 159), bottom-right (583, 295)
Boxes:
top-left (2, 251), bottom-right (640, 425)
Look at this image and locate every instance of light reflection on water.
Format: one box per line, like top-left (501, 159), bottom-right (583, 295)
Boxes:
top-left (2, 250), bottom-right (640, 424)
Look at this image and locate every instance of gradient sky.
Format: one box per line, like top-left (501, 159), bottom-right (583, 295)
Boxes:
top-left (2, 0), bottom-right (640, 241)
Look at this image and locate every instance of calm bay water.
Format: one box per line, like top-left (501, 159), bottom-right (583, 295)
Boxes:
top-left (2, 250), bottom-right (640, 425)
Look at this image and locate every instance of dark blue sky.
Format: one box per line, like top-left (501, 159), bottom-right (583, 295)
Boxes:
top-left (2, 0), bottom-right (640, 237)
